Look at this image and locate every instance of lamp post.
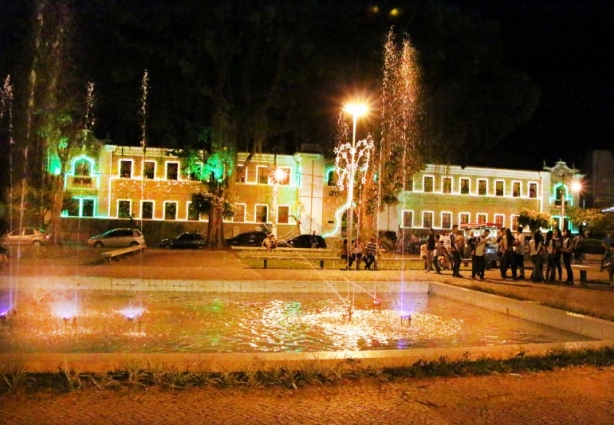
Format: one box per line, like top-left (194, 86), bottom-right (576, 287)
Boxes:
top-left (343, 103), bottom-right (367, 245)
top-left (559, 179), bottom-right (582, 230)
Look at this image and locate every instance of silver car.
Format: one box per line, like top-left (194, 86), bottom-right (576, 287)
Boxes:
top-left (2, 227), bottom-right (51, 246)
top-left (88, 228), bottom-right (146, 248)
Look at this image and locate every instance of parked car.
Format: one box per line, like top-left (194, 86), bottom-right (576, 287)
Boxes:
top-left (159, 233), bottom-right (206, 249)
top-left (225, 231), bottom-right (269, 247)
top-left (2, 227), bottom-right (51, 246)
top-left (283, 234), bottom-right (327, 249)
top-left (88, 228), bottom-right (146, 248)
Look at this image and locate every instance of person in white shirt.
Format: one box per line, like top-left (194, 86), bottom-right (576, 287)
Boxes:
top-left (514, 226), bottom-right (526, 279)
top-left (471, 229), bottom-right (490, 280)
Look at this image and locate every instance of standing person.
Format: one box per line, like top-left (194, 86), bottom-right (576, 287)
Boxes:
top-left (426, 228), bottom-right (436, 273)
top-left (363, 237), bottom-right (378, 270)
top-left (544, 230), bottom-right (557, 283)
top-left (350, 238), bottom-right (364, 270)
top-left (449, 224), bottom-right (463, 278)
top-left (310, 230), bottom-right (319, 248)
top-left (600, 232), bottom-right (614, 272)
top-left (529, 230), bottom-right (545, 282)
top-left (500, 228), bottom-right (517, 280)
top-left (552, 228), bottom-right (563, 282)
top-left (339, 239), bottom-right (349, 268)
top-left (471, 229), bottom-right (490, 280)
top-left (496, 227), bottom-right (506, 276)
top-left (420, 243), bottom-right (428, 270)
top-left (561, 229), bottom-right (575, 284)
top-left (514, 226), bottom-right (526, 279)
top-left (434, 234), bottom-right (444, 273)
top-left (573, 230), bottom-right (584, 263)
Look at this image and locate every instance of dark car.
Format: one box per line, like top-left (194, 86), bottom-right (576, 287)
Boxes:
top-left (159, 233), bottom-right (206, 249)
top-left (284, 234), bottom-right (327, 249)
top-left (225, 231), bottom-right (268, 247)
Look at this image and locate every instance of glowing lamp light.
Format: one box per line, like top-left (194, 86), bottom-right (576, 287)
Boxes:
top-left (273, 167), bottom-right (287, 183)
top-left (343, 103), bottom-right (368, 118)
top-left (571, 181), bottom-right (582, 193)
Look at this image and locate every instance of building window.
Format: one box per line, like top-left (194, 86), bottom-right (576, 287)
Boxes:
top-left (422, 211), bottom-right (433, 228)
top-left (511, 215), bottom-right (519, 230)
top-left (460, 178), bottom-right (470, 194)
top-left (478, 179), bottom-right (487, 195)
top-left (67, 198), bottom-right (95, 217)
top-left (402, 210), bottom-right (413, 228)
top-left (495, 180), bottom-right (504, 196)
top-left (424, 176), bottom-right (433, 192)
top-left (255, 205), bottom-right (268, 223)
top-left (118, 200), bottom-right (131, 218)
top-left (236, 165), bottom-right (246, 183)
top-left (234, 204), bottom-right (245, 222)
top-left (442, 177), bottom-right (452, 194)
top-left (459, 213), bottom-right (469, 225)
top-left (494, 214), bottom-right (504, 228)
top-left (164, 201), bottom-right (177, 220)
top-left (512, 182), bottom-right (521, 197)
top-left (441, 212), bottom-right (452, 229)
top-left (142, 201), bottom-right (154, 219)
top-left (406, 179), bottom-right (413, 191)
top-left (75, 159), bottom-right (91, 177)
top-left (120, 160), bottom-right (132, 178)
top-left (187, 202), bottom-right (200, 220)
top-left (277, 206), bottom-right (290, 224)
top-left (477, 213), bottom-right (487, 224)
top-left (257, 166), bottom-right (269, 184)
top-left (529, 183), bottom-right (537, 198)
top-left (166, 162), bottom-right (179, 180)
top-left (144, 161), bottom-right (155, 179)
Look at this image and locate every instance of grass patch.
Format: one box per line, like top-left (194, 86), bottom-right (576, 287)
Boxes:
top-left (2, 346), bottom-right (613, 394)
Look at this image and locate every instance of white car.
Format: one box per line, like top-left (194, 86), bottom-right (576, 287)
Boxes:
top-left (2, 227), bottom-right (51, 246)
top-left (88, 228), bottom-right (146, 248)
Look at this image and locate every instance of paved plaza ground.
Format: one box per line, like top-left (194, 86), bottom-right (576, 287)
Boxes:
top-left (1, 247), bottom-right (614, 424)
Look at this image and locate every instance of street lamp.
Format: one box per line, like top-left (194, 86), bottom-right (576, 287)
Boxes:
top-left (559, 179), bottom-right (581, 230)
top-left (336, 102), bottom-right (370, 266)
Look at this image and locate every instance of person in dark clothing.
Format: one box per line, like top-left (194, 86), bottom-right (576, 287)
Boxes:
top-left (449, 224), bottom-right (463, 278)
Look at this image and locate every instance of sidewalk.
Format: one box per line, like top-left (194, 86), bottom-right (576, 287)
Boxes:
top-left (2, 248), bottom-right (614, 424)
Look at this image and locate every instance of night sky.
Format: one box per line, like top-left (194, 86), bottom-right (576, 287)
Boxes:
top-left (448, 0), bottom-right (614, 170)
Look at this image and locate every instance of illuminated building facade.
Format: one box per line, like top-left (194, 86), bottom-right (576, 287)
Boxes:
top-left (62, 145), bottom-right (582, 239)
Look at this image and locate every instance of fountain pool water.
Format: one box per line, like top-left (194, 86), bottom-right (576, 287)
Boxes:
top-left (0, 288), bottom-right (594, 354)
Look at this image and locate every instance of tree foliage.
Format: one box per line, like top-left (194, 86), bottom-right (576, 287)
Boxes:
top-left (517, 208), bottom-right (551, 232)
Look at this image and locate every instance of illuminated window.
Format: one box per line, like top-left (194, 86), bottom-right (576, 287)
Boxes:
top-left (142, 201), bottom-right (154, 219)
top-left (234, 204), bottom-right (246, 222)
top-left (459, 213), bottom-right (469, 225)
top-left (166, 162), bottom-right (179, 180)
top-left (424, 176), bottom-right (433, 192)
top-left (255, 205), bottom-right (268, 223)
top-left (513, 182), bottom-right (521, 197)
top-left (495, 180), bottom-right (504, 196)
top-left (441, 212), bottom-right (451, 229)
top-left (529, 183), bottom-right (538, 198)
top-left (257, 166), bottom-right (269, 184)
top-left (75, 159), bottom-right (91, 176)
top-left (402, 210), bottom-right (413, 228)
top-left (442, 177), bottom-right (452, 194)
top-left (460, 178), bottom-right (470, 194)
top-left (277, 206), bottom-right (290, 223)
top-left (118, 200), bottom-right (131, 218)
top-left (422, 211), bottom-right (433, 228)
top-left (477, 213), bottom-right (487, 223)
top-left (511, 215), bottom-right (519, 229)
top-left (494, 214), bottom-right (504, 228)
top-left (164, 201), bottom-right (177, 220)
top-left (120, 160), bottom-right (132, 178)
top-left (144, 161), bottom-right (155, 179)
top-left (187, 202), bottom-right (200, 220)
top-left (478, 179), bottom-right (487, 195)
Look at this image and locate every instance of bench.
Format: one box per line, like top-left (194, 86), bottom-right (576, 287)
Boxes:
top-left (100, 245), bottom-right (146, 264)
top-left (246, 254), bottom-right (424, 270)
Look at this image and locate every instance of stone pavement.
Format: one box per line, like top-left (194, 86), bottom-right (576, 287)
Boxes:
top-left (1, 247), bottom-right (614, 424)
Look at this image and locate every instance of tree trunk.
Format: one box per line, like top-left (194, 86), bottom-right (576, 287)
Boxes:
top-left (48, 175), bottom-right (64, 246)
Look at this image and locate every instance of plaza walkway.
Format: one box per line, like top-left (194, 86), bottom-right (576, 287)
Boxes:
top-left (1, 247), bottom-right (614, 424)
